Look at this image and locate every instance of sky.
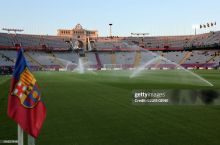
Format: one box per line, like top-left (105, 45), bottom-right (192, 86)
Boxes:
top-left (0, 0), bottom-right (219, 36)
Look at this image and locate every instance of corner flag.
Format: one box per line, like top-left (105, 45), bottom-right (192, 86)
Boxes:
top-left (7, 48), bottom-right (46, 138)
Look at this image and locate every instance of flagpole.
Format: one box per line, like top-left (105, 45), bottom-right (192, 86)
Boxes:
top-left (28, 134), bottom-right (35, 145)
top-left (17, 125), bottom-right (23, 145)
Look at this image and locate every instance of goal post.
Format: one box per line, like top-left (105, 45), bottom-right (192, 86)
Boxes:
top-left (103, 64), bottom-right (123, 70)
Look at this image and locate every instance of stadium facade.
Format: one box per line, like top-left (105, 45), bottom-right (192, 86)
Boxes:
top-left (57, 24), bottom-right (98, 44)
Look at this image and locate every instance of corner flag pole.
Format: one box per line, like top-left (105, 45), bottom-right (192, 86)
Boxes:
top-left (18, 125), bottom-right (35, 145)
top-left (17, 125), bottom-right (23, 145)
top-left (28, 134), bottom-right (35, 145)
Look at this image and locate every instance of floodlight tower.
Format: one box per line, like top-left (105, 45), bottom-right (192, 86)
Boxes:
top-left (109, 23), bottom-right (113, 37)
top-left (2, 28), bottom-right (24, 34)
top-left (131, 33), bottom-right (149, 48)
top-left (131, 33), bottom-right (149, 37)
top-left (2, 28), bottom-right (24, 48)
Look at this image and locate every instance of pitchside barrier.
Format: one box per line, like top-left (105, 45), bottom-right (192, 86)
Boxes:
top-left (102, 64), bottom-right (216, 71)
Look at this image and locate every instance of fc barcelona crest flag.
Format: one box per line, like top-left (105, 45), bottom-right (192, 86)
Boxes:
top-left (7, 48), bottom-right (46, 138)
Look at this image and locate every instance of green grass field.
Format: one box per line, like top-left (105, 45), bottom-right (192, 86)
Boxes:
top-left (0, 70), bottom-right (220, 145)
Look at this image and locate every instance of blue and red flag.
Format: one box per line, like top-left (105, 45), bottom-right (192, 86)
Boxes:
top-left (7, 48), bottom-right (46, 138)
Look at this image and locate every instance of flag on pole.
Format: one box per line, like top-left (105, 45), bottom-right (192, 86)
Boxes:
top-left (207, 23), bottom-right (210, 27)
top-left (7, 48), bottom-right (46, 138)
top-left (200, 25), bottom-right (203, 29)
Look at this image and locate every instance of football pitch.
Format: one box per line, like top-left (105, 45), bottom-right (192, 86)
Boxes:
top-left (0, 70), bottom-right (220, 145)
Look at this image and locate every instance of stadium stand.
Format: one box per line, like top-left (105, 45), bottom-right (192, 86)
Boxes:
top-left (1, 31), bottom-right (220, 73)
